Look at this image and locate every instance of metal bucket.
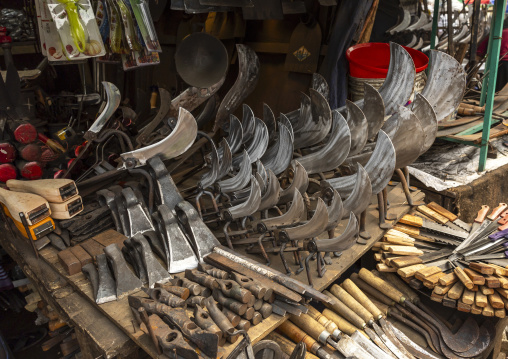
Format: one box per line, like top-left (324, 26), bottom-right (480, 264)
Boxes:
top-left (348, 71), bottom-right (427, 102)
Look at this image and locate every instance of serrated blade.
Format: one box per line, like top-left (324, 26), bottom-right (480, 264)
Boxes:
top-left (453, 218), bottom-right (472, 232)
top-left (421, 219), bottom-right (469, 240)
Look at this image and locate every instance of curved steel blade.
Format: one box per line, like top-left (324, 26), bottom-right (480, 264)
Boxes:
top-left (421, 50), bottom-right (466, 123)
top-left (262, 122), bottom-right (294, 175)
top-left (85, 82), bottom-right (121, 141)
top-left (258, 190), bottom-right (305, 231)
top-left (136, 88), bottom-right (172, 145)
top-left (279, 113), bottom-right (294, 142)
top-left (258, 169), bottom-right (281, 212)
top-left (234, 118), bottom-right (269, 166)
top-left (294, 89), bottom-right (332, 149)
top-left (263, 103), bottom-right (278, 143)
top-left (199, 138), bottom-right (220, 189)
top-left (224, 115), bottom-right (244, 155)
top-left (224, 176), bottom-right (261, 220)
top-left (256, 160), bottom-right (267, 191)
top-left (411, 93), bottom-right (437, 155)
top-left (242, 104), bottom-right (256, 143)
top-left (326, 130), bottom-right (395, 196)
top-left (384, 106), bottom-right (424, 169)
top-left (120, 108), bottom-right (197, 167)
top-left (217, 150), bottom-right (251, 193)
top-left (312, 73), bottom-right (329, 100)
top-left (405, 34), bottom-right (417, 48)
top-left (297, 111), bottom-right (351, 174)
top-left (389, 10), bottom-right (411, 34)
top-left (216, 139), bottom-right (232, 181)
top-left (346, 100), bottom-right (368, 157)
top-left (324, 189), bottom-right (344, 232)
top-left (406, 12), bottom-right (428, 31)
top-left (341, 163), bottom-right (372, 218)
top-left (361, 84), bottom-right (385, 140)
top-left (315, 212), bottom-right (358, 252)
top-left (278, 161), bottom-right (309, 204)
top-left (214, 44), bottom-right (260, 132)
top-left (282, 198), bottom-right (328, 241)
top-left (288, 93), bottom-right (311, 133)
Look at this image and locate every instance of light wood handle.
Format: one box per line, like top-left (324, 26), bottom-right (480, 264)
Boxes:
top-left (417, 205), bottom-right (449, 224)
top-left (463, 268), bottom-right (485, 286)
top-left (341, 279), bottom-right (383, 320)
top-left (390, 256), bottom-right (422, 268)
top-left (469, 262), bottom-right (495, 275)
top-left (323, 290), bottom-right (366, 329)
top-left (330, 284), bottom-right (374, 324)
top-left (488, 203), bottom-right (508, 221)
top-left (0, 187), bottom-right (50, 225)
top-left (482, 301), bottom-right (494, 317)
top-left (289, 313), bottom-right (328, 344)
top-left (278, 320), bottom-right (321, 355)
top-left (489, 291), bottom-right (505, 309)
top-left (359, 268), bottom-right (405, 303)
top-left (434, 284), bottom-right (453, 296)
top-left (307, 306), bottom-right (340, 336)
top-left (426, 202), bottom-right (457, 221)
top-left (398, 215), bottom-right (423, 228)
top-left (438, 272), bottom-right (458, 286)
top-left (350, 273), bottom-right (395, 306)
top-left (474, 290), bottom-right (487, 307)
top-left (480, 286), bottom-right (495, 295)
top-left (6, 179), bottom-right (77, 203)
top-left (394, 224), bottom-right (420, 237)
top-left (471, 303), bottom-right (483, 315)
top-left (322, 309), bottom-right (364, 336)
top-left (374, 271), bottom-right (419, 303)
top-left (266, 332), bottom-right (320, 359)
top-left (455, 267), bottom-right (474, 289)
top-left (495, 308), bottom-right (506, 318)
top-left (475, 205), bottom-right (490, 223)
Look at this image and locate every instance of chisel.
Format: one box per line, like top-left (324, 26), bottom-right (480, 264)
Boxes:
top-left (426, 202), bottom-right (472, 232)
top-left (398, 214), bottom-right (468, 240)
top-left (7, 179), bottom-right (78, 203)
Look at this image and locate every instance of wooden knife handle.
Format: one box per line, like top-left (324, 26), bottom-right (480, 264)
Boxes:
top-left (359, 268), bottom-right (405, 303)
top-left (488, 203), bottom-right (508, 221)
top-left (307, 306), bottom-right (340, 337)
top-left (329, 284), bottom-right (374, 324)
top-left (426, 202), bottom-right (457, 222)
top-left (323, 290), bottom-right (366, 329)
top-left (393, 224), bottom-right (420, 237)
top-left (475, 205), bottom-right (490, 223)
top-left (455, 267), bottom-right (474, 289)
top-left (398, 215), bottom-right (423, 228)
top-left (417, 205), bottom-right (449, 224)
top-left (289, 313), bottom-right (328, 344)
top-left (278, 320), bottom-right (321, 355)
top-left (341, 279), bottom-right (383, 320)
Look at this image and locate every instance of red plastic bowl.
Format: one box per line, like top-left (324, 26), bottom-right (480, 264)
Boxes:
top-left (346, 43), bottom-right (429, 79)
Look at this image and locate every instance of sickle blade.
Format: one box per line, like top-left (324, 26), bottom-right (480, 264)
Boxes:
top-left (120, 108), bottom-right (197, 167)
top-left (312, 73), bottom-right (329, 100)
top-left (384, 106), bottom-right (425, 169)
top-left (341, 164), bottom-right (372, 218)
top-left (214, 45), bottom-right (260, 132)
top-left (361, 84), bottom-right (385, 140)
top-left (263, 103), bottom-right (278, 143)
top-left (258, 169), bottom-right (281, 212)
top-left (233, 118), bottom-right (269, 167)
top-left (225, 115), bottom-right (244, 155)
top-left (324, 189), bottom-right (344, 232)
top-left (298, 111), bottom-right (351, 174)
top-left (259, 190), bottom-right (305, 230)
top-left (316, 212), bottom-right (358, 253)
top-left (216, 139), bottom-right (233, 181)
top-left (289, 93), bottom-right (311, 133)
top-left (85, 82), bottom-right (122, 141)
top-left (256, 160), bottom-right (267, 190)
top-left (225, 176), bottom-right (262, 219)
top-left (421, 50), bottom-right (466, 123)
top-left (199, 138), bottom-right (220, 189)
top-left (346, 100), bottom-right (368, 157)
top-left (411, 93), bottom-right (437, 155)
top-left (278, 161), bottom-right (309, 204)
top-left (242, 104), bottom-right (256, 143)
top-left (283, 198), bottom-right (329, 240)
top-left (279, 113), bottom-right (294, 142)
top-left (389, 10), bottom-right (411, 34)
top-left (262, 123), bottom-right (293, 175)
top-left (406, 12), bottom-right (428, 31)
top-left (217, 150), bottom-right (251, 193)
top-left (294, 89), bottom-right (332, 149)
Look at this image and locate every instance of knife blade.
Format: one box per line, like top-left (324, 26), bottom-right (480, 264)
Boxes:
top-left (426, 202), bottom-right (472, 232)
top-left (393, 224), bottom-right (462, 246)
top-left (453, 205), bottom-right (490, 253)
top-left (416, 205), bottom-right (470, 233)
top-left (398, 215), bottom-right (468, 240)
top-left (465, 250), bottom-right (508, 261)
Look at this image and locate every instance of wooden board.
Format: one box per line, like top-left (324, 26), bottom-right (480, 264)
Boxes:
top-left (36, 184), bottom-right (422, 358)
top-left (446, 122), bottom-right (508, 144)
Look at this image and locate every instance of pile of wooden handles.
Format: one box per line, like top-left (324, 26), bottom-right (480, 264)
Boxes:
top-left (457, 102), bottom-right (484, 116)
top-left (373, 230), bottom-right (508, 318)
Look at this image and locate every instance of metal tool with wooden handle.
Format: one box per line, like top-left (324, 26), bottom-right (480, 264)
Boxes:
top-left (322, 290), bottom-right (366, 329)
top-left (7, 179), bottom-right (78, 203)
top-left (426, 202), bottom-right (471, 232)
top-left (48, 195), bottom-right (83, 219)
top-left (358, 268), bottom-right (406, 304)
top-left (0, 187), bottom-right (54, 239)
top-left (341, 279), bottom-right (383, 321)
top-left (306, 305), bottom-right (341, 340)
top-left (277, 320), bottom-right (333, 359)
top-left (454, 205), bottom-right (490, 253)
top-left (329, 284), bottom-right (374, 325)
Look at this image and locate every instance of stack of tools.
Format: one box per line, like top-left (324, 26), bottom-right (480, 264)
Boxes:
top-left (373, 201), bottom-right (508, 318)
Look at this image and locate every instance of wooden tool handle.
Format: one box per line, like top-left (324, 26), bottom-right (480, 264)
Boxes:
top-left (307, 306), bottom-right (340, 336)
top-left (394, 224), bottom-right (420, 237)
top-left (426, 202), bottom-right (457, 221)
top-left (455, 267), bottom-right (474, 289)
top-left (350, 273), bottom-right (395, 306)
top-left (448, 281), bottom-right (465, 299)
top-left (439, 272), bottom-right (458, 286)
top-left (417, 205), bottom-right (449, 224)
top-left (323, 290), bottom-right (366, 329)
top-left (373, 271), bottom-right (419, 303)
top-left (475, 205), bottom-right (490, 223)
top-left (289, 313), bottom-right (328, 344)
top-left (267, 332), bottom-right (320, 359)
top-left (322, 309), bottom-right (363, 336)
top-left (278, 320), bottom-right (321, 355)
top-left (469, 262), bottom-right (494, 275)
top-left (390, 256), bottom-right (422, 268)
top-left (6, 179), bottom-right (76, 203)
top-left (488, 203), bottom-right (508, 221)
top-left (341, 279), bottom-right (383, 320)
top-left (398, 215), bottom-right (423, 228)
top-left (497, 210), bottom-right (508, 225)
top-left (359, 268), bottom-right (405, 303)
top-left (0, 187), bottom-right (50, 224)
top-left (330, 284), bottom-right (374, 324)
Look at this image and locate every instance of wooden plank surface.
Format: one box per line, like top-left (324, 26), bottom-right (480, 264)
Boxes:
top-left (36, 184), bottom-right (423, 359)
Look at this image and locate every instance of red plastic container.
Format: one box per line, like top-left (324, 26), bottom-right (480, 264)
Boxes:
top-left (346, 43), bottom-right (429, 79)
